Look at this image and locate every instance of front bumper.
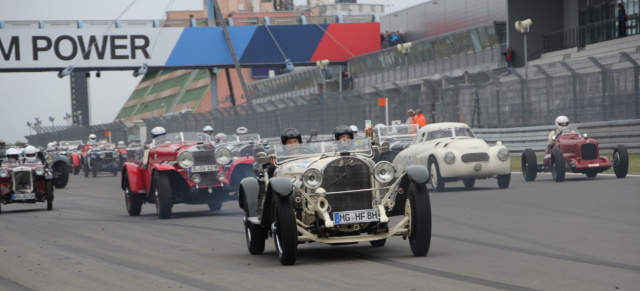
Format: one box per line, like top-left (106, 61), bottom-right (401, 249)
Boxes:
top-left (438, 160), bottom-right (511, 179)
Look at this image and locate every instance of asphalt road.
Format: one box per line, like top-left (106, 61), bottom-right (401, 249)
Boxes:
top-left (1, 171), bottom-right (638, 291)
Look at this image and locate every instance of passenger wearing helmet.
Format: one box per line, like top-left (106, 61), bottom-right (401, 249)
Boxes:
top-left (150, 126), bottom-right (167, 147)
top-left (548, 115), bottom-right (569, 148)
top-left (203, 125), bottom-right (214, 136)
top-left (88, 134), bottom-right (97, 144)
top-left (24, 145), bottom-right (40, 164)
top-left (214, 133), bottom-right (227, 145)
top-left (236, 127), bottom-right (248, 135)
top-left (281, 128), bottom-right (302, 146)
top-left (333, 125), bottom-right (353, 141)
top-left (306, 129), bottom-right (319, 143)
top-left (5, 148), bottom-right (21, 164)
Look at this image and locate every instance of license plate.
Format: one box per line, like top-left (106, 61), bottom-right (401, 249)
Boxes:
top-left (12, 193), bottom-right (36, 200)
top-left (191, 165), bottom-right (218, 172)
top-left (588, 164), bottom-right (600, 167)
top-left (333, 209), bottom-right (379, 225)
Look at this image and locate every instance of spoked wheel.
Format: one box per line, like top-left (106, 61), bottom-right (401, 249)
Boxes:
top-left (462, 178), bottom-right (475, 189)
top-left (406, 182), bottom-right (431, 256)
top-left (521, 148), bottom-right (538, 182)
top-left (428, 157), bottom-right (445, 192)
top-left (45, 180), bottom-right (54, 211)
top-left (154, 172), bottom-right (173, 219)
top-left (124, 176), bottom-right (143, 216)
top-left (551, 149), bottom-right (565, 182)
top-left (370, 239), bottom-right (387, 247)
top-left (52, 163), bottom-right (69, 189)
top-left (245, 199), bottom-right (266, 255)
top-left (612, 144), bottom-right (629, 178)
top-left (497, 174), bottom-right (511, 189)
top-left (273, 195), bottom-right (297, 265)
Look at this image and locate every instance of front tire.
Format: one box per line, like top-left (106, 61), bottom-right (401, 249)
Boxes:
top-left (273, 195), bottom-right (297, 265)
top-left (244, 200), bottom-right (266, 255)
top-left (428, 157), bottom-right (445, 192)
top-left (45, 180), bottom-right (54, 211)
top-left (407, 182), bottom-right (431, 257)
top-left (154, 172), bottom-right (173, 219)
top-left (497, 174), bottom-right (511, 188)
top-left (521, 148), bottom-right (538, 182)
top-left (551, 149), bottom-right (565, 182)
top-left (208, 199), bottom-right (223, 211)
top-left (124, 176), bottom-right (143, 216)
top-left (612, 144), bottom-right (629, 178)
top-left (53, 163), bottom-right (69, 189)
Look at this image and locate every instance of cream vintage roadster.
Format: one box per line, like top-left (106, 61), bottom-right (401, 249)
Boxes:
top-left (238, 137), bottom-right (432, 265)
top-left (393, 122), bottom-right (511, 191)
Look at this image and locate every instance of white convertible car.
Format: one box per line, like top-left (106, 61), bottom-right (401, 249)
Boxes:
top-left (393, 122), bottom-right (511, 191)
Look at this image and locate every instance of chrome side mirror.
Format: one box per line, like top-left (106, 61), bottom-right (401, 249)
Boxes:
top-left (256, 152), bottom-right (270, 164)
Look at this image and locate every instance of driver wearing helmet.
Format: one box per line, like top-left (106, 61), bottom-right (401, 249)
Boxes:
top-left (548, 115), bottom-right (569, 148)
top-left (281, 128), bottom-right (302, 147)
top-left (83, 134), bottom-right (98, 153)
top-left (333, 125), bottom-right (353, 141)
top-left (203, 125), bottom-right (214, 137)
top-left (24, 145), bottom-right (40, 164)
top-left (214, 133), bottom-right (227, 146)
top-left (5, 148), bottom-right (21, 164)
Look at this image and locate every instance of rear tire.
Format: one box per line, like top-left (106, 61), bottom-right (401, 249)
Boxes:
top-left (154, 172), bottom-right (173, 219)
top-left (124, 176), bottom-right (143, 216)
top-left (407, 182), bottom-right (431, 257)
top-left (612, 144), bottom-right (629, 178)
top-left (273, 195), bottom-right (297, 265)
top-left (551, 149), bottom-right (565, 182)
top-left (462, 178), bottom-right (475, 189)
top-left (497, 174), bottom-right (511, 188)
top-left (521, 148), bottom-right (538, 182)
top-left (45, 180), bottom-right (54, 211)
top-left (428, 157), bottom-right (445, 192)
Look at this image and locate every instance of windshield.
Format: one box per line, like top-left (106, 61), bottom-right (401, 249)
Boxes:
top-left (559, 125), bottom-right (580, 135)
top-left (59, 140), bottom-right (83, 148)
top-left (376, 124), bottom-right (419, 140)
top-left (274, 137), bottom-right (372, 158)
top-left (426, 126), bottom-right (475, 141)
top-left (238, 133), bottom-right (261, 143)
top-left (155, 132), bottom-right (212, 145)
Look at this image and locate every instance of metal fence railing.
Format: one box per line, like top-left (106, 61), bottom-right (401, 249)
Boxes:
top-left (543, 13), bottom-right (639, 52)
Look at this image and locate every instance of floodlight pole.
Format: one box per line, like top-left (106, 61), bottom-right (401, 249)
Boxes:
top-left (524, 28), bottom-right (529, 79)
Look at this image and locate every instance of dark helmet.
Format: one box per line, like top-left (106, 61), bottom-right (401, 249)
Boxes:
top-left (333, 125), bottom-right (353, 140)
top-left (281, 128), bottom-right (302, 145)
top-left (309, 129), bottom-right (318, 136)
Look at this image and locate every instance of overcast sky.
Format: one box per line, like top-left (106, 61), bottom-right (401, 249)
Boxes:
top-left (0, 0), bottom-right (424, 144)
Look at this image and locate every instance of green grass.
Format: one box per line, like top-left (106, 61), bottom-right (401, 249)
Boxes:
top-left (510, 153), bottom-right (640, 174)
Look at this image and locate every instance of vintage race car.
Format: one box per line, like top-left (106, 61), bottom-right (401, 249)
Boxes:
top-left (216, 133), bottom-right (264, 196)
top-left (521, 126), bottom-right (629, 182)
top-left (372, 124), bottom-right (419, 163)
top-left (121, 132), bottom-right (235, 219)
top-left (43, 148), bottom-right (71, 189)
top-left (83, 143), bottom-right (120, 177)
top-left (59, 140), bottom-right (84, 175)
top-left (239, 137), bottom-right (432, 265)
top-left (0, 152), bottom-right (54, 213)
top-left (393, 122), bottom-right (511, 191)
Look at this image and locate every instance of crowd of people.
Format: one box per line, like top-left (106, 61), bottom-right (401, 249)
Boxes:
top-left (381, 30), bottom-right (407, 48)
top-left (404, 108), bottom-right (427, 127)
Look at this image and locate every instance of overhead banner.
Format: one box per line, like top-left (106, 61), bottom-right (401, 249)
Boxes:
top-left (0, 22), bottom-right (380, 71)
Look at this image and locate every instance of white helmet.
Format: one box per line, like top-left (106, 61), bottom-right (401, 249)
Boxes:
top-left (203, 125), bottom-right (214, 135)
top-left (555, 115), bottom-right (569, 131)
top-left (117, 141), bottom-right (125, 147)
top-left (89, 134), bottom-right (97, 141)
top-left (236, 127), bottom-right (248, 135)
top-left (350, 125), bottom-right (359, 133)
top-left (24, 145), bottom-right (38, 163)
top-left (47, 142), bottom-right (56, 151)
top-left (6, 148), bottom-right (21, 162)
top-left (214, 133), bottom-right (227, 143)
top-left (151, 126), bottom-right (167, 138)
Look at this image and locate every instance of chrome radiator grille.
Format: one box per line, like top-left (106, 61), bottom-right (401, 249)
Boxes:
top-left (461, 152), bottom-right (490, 163)
top-left (12, 169), bottom-right (33, 193)
top-left (192, 149), bottom-right (216, 166)
top-left (321, 158), bottom-right (372, 213)
top-left (581, 143), bottom-right (597, 160)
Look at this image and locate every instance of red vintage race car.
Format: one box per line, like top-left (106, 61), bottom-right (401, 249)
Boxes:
top-left (521, 127), bottom-right (629, 182)
top-left (59, 140), bottom-right (84, 175)
top-left (0, 151), bottom-right (54, 213)
top-left (121, 132), bottom-right (235, 219)
top-left (215, 133), bottom-right (264, 195)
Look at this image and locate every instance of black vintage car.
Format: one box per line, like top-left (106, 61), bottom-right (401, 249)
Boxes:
top-left (372, 124), bottom-right (419, 163)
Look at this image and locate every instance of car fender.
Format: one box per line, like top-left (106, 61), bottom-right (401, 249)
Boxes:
top-left (269, 177), bottom-right (293, 199)
top-left (152, 163), bottom-right (175, 172)
top-left (388, 165), bottom-right (430, 217)
top-left (122, 163), bottom-right (145, 193)
top-left (239, 177), bottom-right (261, 216)
top-left (405, 165), bottom-right (430, 185)
top-left (71, 153), bottom-right (82, 166)
top-left (53, 155), bottom-right (71, 166)
top-left (228, 156), bottom-right (255, 177)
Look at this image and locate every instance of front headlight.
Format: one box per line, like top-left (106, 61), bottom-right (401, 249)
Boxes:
top-left (191, 174), bottom-right (201, 184)
top-left (374, 161), bottom-right (395, 183)
top-left (302, 168), bottom-right (323, 190)
top-left (444, 151), bottom-right (456, 164)
top-left (217, 172), bottom-right (227, 181)
top-left (177, 151), bottom-right (195, 168)
top-left (100, 152), bottom-right (105, 158)
top-left (45, 155), bottom-right (53, 164)
top-left (497, 148), bottom-right (510, 161)
top-left (35, 167), bottom-right (45, 176)
top-left (215, 148), bottom-right (232, 164)
top-left (0, 169), bottom-right (8, 178)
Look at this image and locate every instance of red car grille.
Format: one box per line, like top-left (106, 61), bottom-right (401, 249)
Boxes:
top-left (581, 144), bottom-right (598, 160)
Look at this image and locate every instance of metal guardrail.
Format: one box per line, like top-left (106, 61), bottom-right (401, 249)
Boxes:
top-left (474, 119), bottom-right (640, 155)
